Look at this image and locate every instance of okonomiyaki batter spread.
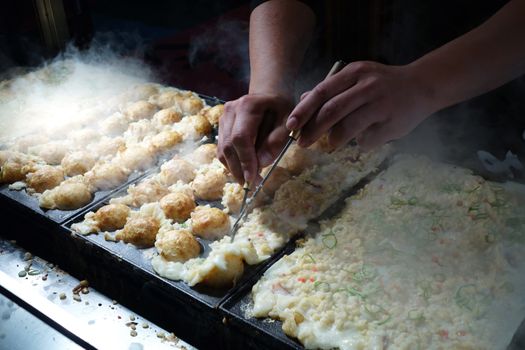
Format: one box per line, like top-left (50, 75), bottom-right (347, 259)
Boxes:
top-left (251, 155), bottom-right (525, 350)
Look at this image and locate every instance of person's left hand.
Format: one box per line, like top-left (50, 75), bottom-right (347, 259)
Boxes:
top-left (286, 61), bottom-right (438, 151)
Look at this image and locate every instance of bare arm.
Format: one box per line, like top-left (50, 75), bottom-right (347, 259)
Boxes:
top-left (218, 0), bottom-right (315, 184)
top-left (287, 0), bottom-right (525, 151)
top-left (413, 0), bottom-right (525, 112)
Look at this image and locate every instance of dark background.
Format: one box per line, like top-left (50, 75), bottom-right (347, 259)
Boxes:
top-left (0, 0), bottom-right (523, 179)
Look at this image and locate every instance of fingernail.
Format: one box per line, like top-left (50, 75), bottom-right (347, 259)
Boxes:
top-left (286, 116), bottom-right (298, 130)
top-left (243, 170), bottom-right (251, 182)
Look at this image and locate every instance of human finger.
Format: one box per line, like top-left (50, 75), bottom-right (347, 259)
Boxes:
top-left (326, 104), bottom-right (378, 150)
top-left (298, 80), bottom-right (375, 147)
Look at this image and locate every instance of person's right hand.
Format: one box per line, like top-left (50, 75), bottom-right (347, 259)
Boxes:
top-left (217, 93), bottom-right (294, 185)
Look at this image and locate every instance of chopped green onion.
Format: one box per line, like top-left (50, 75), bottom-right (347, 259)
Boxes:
top-left (473, 212), bottom-right (488, 220)
top-left (302, 254), bottom-right (316, 264)
top-left (364, 303), bottom-right (390, 325)
top-left (352, 265), bottom-right (377, 282)
top-left (321, 233), bottom-right (337, 249)
top-left (390, 197), bottom-right (407, 206)
top-left (408, 197), bottom-right (418, 206)
top-left (313, 281), bottom-right (331, 292)
top-left (347, 286), bottom-right (365, 299)
top-left (408, 309), bottom-right (424, 320)
top-left (398, 186), bottom-right (409, 194)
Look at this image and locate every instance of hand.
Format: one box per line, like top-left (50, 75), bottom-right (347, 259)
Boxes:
top-left (217, 93), bottom-right (294, 184)
top-left (286, 61), bottom-right (438, 151)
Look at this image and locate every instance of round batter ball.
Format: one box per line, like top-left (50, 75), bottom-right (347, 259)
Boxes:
top-left (190, 143), bottom-right (217, 165)
top-left (29, 142), bottom-right (68, 165)
top-left (158, 158), bottom-right (196, 185)
top-left (159, 192), bottom-right (195, 222)
top-left (124, 120), bottom-right (156, 142)
top-left (117, 144), bottom-right (156, 172)
top-left (155, 229), bottom-right (200, 262)
top-left (128, 83), bottom-right (159, 101)
top-left (124, 100), bottom-right (157, 121)
top-left (190, 206), bottom-right (230, 240)
top-left (116, 216), bottom-right (160, 247)
top-left (26, 165), bottom-right (64, 193)
top-left (200, 254), bottom-right (244, 288)
top-left (85, 163), bottom-right (129, 191)
top-left (188, 114), bottom-right (212, 136)
top-left (61, 151), bottom-right (96, 176)
top-left (221, 182), bottom-right (243, 214)
top-left (100, 113), bottom-right (129, 136)
top-left (201, 104), bottom-right (224, 126)
top-left (94, 204), bottom-right (130, 232)
top-left (149, 130), bottom-right (182, 152)
top-left (192, 168), bottom-right (227, 201)
top-left (151, 90), bottom-right (179, 109)
top-left (69, 128), bottom-right (100, 147)
top-left (179, 96), bottom-right (204, 115)
top-left (152, 108), bottom-right (182, 126)
top-left (42, 182), bottom-right (92, 210)
top-left (89, 137), bottom-right (125, 157)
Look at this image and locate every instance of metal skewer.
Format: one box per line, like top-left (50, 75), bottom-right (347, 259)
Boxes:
top-left (229, 60), bottom-right (346, 242)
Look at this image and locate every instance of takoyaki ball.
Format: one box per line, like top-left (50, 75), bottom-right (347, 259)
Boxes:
top-left (124, 120), bottom-right (156, 142)
top-left (188, 114), bottom-right (212, 136)
top-left (0, 151), bottom-right (14, 167)
top-left (89, 137), bottom-right (125, 157)
top-left (155, 229), bottom-right (200, 262)
top-left (190, 143), bottom-right (217, 166)
top-left (117, 179), bottom-right (169, 207)
top-left (158, 158), bottom-right (195, 185)
top-left (190, 206), bottom-right (230, 240)
top-left (201, 104), bottom-right (224, 126)
top-left (192, 167), bottom-right (227, 201)
top-left (69, 128), bottom-right (100, 147)
top-left (116, 216), bottom-right (160, 248)
top-left (260, 165), bottom-right (291, 197)
top-left (200, 254), bottom-right (244, 288)
top-left (124, 100), bottom-right (157, 121)
top-left (179, 96), bottom-right (204, 116)
top-left (12, 134), bottom-right (49, 153)
top-left (127, 83), bottom-right (159, 101)
top-left (149, 130), bottom-right (182, 152)
top-left (26, 165), bottom-right (64, 193)
top-left (40, 182), bottom-right (92, 210)
top-left (221, 183), bottom-right (243, 214)
top-left (85, 163), bottom-right (129, 191)
top-left (100, 112), bottom-right (129, 136)
top-left (29, 142), bottom-right (68, 165)
top-left (150, 90), bottom-right (178, 109)
top-left (280, 144), bottom-right (320, 176)
top-left (61, 151), bottom-right (96, 176)
top-left (93, 204), bottom-right (130, 231)
top-left (117, 144), bottom-right (156, 172)
top-left (0, 157), bottom-right (39, 183)
top-left (159, 192), bottom-right (195, 222)
top-left (152, 108), bottom-right (182, 126)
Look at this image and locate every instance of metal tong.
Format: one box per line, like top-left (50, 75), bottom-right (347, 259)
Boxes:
top-left (229, 60), bottom-right (346, 242)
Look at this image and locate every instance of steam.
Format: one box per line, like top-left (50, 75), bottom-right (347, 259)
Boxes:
top-left (188, 20), bottom-right (249, 85)
top-left (0, 39), bottom-right (154, 143)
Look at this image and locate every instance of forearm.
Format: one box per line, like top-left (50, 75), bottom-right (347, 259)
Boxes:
top-left (411, 0), bottom-right (525, 112)
top-left (249, 0), bottom-right (316, 97)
